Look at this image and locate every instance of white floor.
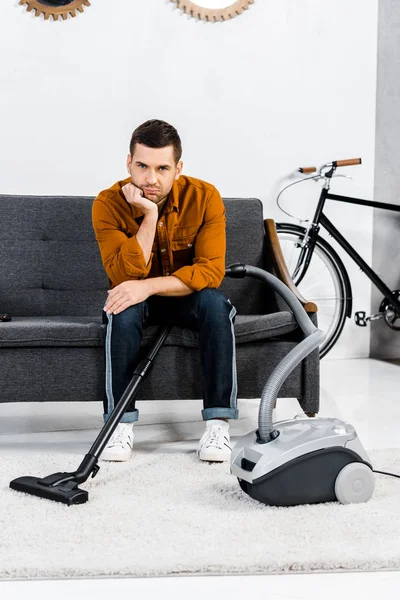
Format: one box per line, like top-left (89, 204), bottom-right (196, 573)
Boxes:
top-left (1, 358), bottom-right (400, 599)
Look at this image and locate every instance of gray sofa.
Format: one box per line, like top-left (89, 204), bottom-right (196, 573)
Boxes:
top-left (0, 195), bottom-right (319, 415)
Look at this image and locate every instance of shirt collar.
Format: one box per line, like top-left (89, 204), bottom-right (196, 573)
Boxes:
top-left (167, 179), bottom-right (180, 213)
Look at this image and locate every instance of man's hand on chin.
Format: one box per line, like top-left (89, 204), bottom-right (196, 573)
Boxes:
top-left (104, 280), bottom-right (151, 315)
top-left (121, 182), bottom-right (157, 216)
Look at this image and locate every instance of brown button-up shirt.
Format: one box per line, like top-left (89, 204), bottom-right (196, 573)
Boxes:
top-left (92, 175), bottom-right (226, 291)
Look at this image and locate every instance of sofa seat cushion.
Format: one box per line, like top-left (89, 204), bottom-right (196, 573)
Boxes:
top-left (143, 312), bottom-right (298, 346)
top-left (0, 312), bottom-right (298, 348)
top-left (0, 317), bottom-right (104, 348)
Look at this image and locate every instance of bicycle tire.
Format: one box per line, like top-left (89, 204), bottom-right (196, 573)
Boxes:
top-left (276, 223), bottom-right (351, 357)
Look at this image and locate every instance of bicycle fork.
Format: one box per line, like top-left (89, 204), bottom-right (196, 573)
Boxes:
top-left (293, 182), bottom-right (332, 285)
top-left (292, 223), bottom-right (321, 286)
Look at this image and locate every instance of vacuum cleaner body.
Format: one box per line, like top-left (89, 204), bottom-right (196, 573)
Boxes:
top-left (225, 264), bottom-right (375, 507)
top-left (231, 416), bottom-right (375, 506)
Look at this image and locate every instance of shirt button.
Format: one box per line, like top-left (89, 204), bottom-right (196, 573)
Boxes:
top-left (187, 243), bottom-right (192, 247)
top-left (159, 222), bottom-right (163, 227)
top-left (166, 272), bottom-right (170, 276)
top-left (161, 248), bottom-right (166, 253)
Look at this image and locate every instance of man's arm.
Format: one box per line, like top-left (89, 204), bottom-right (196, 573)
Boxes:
top-left (104, 276), bottom-right (192, 315)
top-left (136, 210), bottom-right (158, 265)
top-left (92, 184), bottom-right (158, 286)
top-left (172, 186), bottom-right (226, 291)
top-left (121, 183), bottom-right (158, 265)
top-left (147, 275), bottom-right (193, 296)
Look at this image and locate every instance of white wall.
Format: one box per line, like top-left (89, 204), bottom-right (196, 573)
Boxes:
top-left (0, 0), bottom-right (378, 358)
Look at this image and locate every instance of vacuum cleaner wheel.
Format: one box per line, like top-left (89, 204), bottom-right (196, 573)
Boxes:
top-left (334, 462), bottom-right (375, 504)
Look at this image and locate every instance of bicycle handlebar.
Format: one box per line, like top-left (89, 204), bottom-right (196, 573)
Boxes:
top-left (333, 158), bottom-right (362, 167)
top-left (298, 166), bottom-right (317, 174)
top-left (278, 157), bottom-right (363, 220)
top-left (298, 158), bottom-right (362, 174)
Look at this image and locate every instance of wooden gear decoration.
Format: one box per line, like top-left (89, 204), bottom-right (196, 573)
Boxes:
top-left (19, 0), bottom-right (91, 20)
top-left (171, 0), bottom-right (255, 22)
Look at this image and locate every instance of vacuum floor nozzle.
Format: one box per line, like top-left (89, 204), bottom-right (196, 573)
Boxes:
top-left (10, 476), bottom-right (88, 505)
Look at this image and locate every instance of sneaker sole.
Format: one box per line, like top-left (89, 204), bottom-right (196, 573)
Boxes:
top-left (198, 450), bottom-right (231, 462)
top-left (100, 451), bottom-right (132, 462)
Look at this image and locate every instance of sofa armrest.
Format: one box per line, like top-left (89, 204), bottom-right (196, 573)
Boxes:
top-left (264, 219), bottom-right (318, 313)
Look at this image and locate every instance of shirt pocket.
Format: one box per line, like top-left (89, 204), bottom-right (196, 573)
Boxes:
top-left (171, 234), bottom-right (196, 251)
top-left (171, 233), bottom-right (196, 271)
top-left (172, 224), bottom-right (200, 240)
top-left (171, 224), bottom-right (198, 251)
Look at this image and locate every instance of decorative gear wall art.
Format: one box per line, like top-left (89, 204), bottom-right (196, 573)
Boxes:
top-left (19, 0), bottom-right (91, 21)
top-left (170, 0), bottom-right (255, 22)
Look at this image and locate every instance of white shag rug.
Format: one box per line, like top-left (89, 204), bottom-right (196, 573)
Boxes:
top-left (1, 447), bottom-right (400, 580)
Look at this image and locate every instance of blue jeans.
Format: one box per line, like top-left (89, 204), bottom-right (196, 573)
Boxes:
top-left (102, 288), bottom-right (238, 423)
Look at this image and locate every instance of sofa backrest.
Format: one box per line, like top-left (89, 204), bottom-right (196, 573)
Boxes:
top-left (221, 198), bottom-right (276, 314)
top-left (0, 195), bottom-right (275, 316)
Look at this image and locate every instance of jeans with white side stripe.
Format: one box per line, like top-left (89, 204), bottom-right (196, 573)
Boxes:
top-left (102, 288), bottom-right (238, 424)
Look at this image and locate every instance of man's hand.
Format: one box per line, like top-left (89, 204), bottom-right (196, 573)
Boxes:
top-left (121, 183), bottom-right (157, 216)
top-left (104, 280), bottom-right (151, 315)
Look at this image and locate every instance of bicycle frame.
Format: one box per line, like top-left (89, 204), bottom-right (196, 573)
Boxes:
top-left (295, 186), bottom-right (400, 315)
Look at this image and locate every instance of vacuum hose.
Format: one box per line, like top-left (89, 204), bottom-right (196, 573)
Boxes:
top-left (225, 263), bottom-right (325, 443)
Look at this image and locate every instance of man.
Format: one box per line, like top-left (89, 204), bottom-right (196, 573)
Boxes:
top-left (92, 119), bottom-right (237, 463)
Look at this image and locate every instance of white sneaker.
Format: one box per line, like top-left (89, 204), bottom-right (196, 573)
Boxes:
top-left (197, 420), bottom-right (232, 462)
top-left (101, 423), bottom-right (134, 462)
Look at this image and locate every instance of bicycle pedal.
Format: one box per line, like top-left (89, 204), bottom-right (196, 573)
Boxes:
top-left (354, 311), bottom-right (368, 327)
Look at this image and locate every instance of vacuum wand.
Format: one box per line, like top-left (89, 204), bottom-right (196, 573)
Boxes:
top-left (9, 325), bottom-right (172, 505)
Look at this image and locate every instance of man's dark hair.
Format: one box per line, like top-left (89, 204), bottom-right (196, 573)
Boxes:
top-left (129, 119), bottom-right (182, 164)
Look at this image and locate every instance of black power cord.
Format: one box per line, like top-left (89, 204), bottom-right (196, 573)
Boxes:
top-left (373, 469), bottom-right (400, 479)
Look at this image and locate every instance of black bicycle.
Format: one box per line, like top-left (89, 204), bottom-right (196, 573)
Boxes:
top-left (275, 158), bottom-right (400, 358)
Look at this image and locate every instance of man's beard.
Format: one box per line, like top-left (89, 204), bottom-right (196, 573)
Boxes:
top-left (129, 176), bottom-right (165, 204)
top-left (139, 184), bottom-right (170, 205)
top-left (143, 189), bottom-right (163, 201)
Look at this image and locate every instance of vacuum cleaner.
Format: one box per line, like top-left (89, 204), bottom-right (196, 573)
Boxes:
top-left (9, 325), bottom-right (172, 505)
top-left (10, 263), bottom-right (375, 507)
top-left (227, 263), bottom-right (375, 507)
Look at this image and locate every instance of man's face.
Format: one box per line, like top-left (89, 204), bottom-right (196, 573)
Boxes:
top-left (127, 143), bottom-right (183, 204)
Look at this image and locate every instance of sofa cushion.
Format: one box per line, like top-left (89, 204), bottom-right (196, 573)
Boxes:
top-left (0, 313), bottom-right (298, 348)
top-left (0, 317), bottom-right (104, 348)
top-left (142, 313), bottom-right (298, 347)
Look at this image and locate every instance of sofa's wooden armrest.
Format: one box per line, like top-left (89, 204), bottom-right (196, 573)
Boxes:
top-left (264, 219), bottom-right (318, 313)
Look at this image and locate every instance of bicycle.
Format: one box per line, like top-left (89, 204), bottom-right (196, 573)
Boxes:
top-left (275, 158), bottom-right (400, 358)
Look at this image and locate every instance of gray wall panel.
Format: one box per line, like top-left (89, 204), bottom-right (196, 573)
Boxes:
top-left (371, 0), bottom-right (400, 358)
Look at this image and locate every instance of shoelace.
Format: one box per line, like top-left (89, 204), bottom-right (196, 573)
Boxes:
top-left (206, 426), bottom-right (228, 448)
top-left (109, 426), bottom-right (132, 446)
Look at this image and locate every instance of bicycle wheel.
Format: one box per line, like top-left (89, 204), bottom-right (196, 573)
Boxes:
top-left (276, 224), bottom-right (351, 357)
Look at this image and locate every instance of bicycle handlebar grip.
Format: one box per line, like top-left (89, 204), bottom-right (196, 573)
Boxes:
top-left (298, 166), bottom-right (317, 173)
top-left (334, 158), bottom-right (362, 167)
